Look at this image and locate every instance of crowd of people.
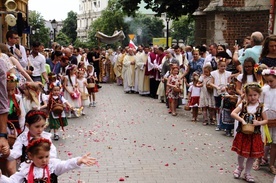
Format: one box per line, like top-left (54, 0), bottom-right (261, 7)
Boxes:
top-left (0, 29), bottom-right (275, 182)
top-left (110, 31), bottom-right (276, 182)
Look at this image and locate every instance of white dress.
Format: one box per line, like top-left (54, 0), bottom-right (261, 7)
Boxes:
top-left (63, 75), bottom-right (81, 108)
top-left (261, 85), bottom-right (276, 142)
top-left (77, 77), bottom-right (89, 106)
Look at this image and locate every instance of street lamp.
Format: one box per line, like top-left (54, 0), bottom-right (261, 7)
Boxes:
top-left (31, 27), bottom-right (39, 45)
top-left (166, 15), bottom-right (170, 49)
top-left (51, 19), bottom-right (58, 42)
top-left (49, 30), bottom-right (54, 48)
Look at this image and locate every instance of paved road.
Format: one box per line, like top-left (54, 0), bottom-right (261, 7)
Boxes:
top-left (54, 83), bottom-right (274, 183)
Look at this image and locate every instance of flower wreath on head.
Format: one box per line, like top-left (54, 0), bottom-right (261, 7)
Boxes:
top-left (27, 138), bottom-right (51, 152)
top-left (78, 68), bottom-right (86, 72)
top-left (26, 110), bottom-right (48, 119)
top-left (49, 81), bottom-right (62, 90)
top-left (243, 82), bottom-right (262, 90)
top-left (7, 72), bottom-right (19, 83)
top-left (262, 68), bottom-right (276, 76)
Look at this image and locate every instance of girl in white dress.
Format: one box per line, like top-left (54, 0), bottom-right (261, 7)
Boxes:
top-left (62, 65), bottom-right (81, 118)
top-left (77, 68), bottom-right (89, 114)
top-left (209, 58), bottom-right (232, 130)
top-left (0, 137), bottom-right (97, 183)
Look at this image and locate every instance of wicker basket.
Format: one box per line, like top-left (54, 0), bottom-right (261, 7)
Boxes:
top-left (184, 105), bottom-right (191, 111)
top-left (242, 124), bottom-right (255, 134)
top-left (87, 83), bottom-right (95, 88)
top-left (268, 119), bottom-right (276, 128)
top-left (173, 87), bottom-right (181, 93)
top-left (81, 92), bottom-right (89, 100)
top-left (52, 103), bottom-right (64, 115)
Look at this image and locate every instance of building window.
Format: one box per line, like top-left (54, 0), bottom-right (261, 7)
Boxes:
top-left (98, 1), bottom-right (100, 8)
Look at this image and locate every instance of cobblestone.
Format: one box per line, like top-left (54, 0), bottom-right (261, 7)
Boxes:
top-left (54, 83), bottom-right (274, 183)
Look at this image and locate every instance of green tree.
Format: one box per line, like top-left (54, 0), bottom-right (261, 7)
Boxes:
top-left (120, 0), bottom-right (199, 20)
top-left (56, 32), bottom-right (70, 46)
top-left (61, 11), bottom-right (77, 44)
top-left (171, 16), bottom-right (195, 45)
top-left (126, 14), bottom-right (164, 45)
top-left (28, 10), bottom-right (50, 47)
top-left (88, 0), bottom-right (128, 47)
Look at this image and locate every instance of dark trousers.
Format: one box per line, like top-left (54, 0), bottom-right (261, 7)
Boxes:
top-left (150, 78), bottom-right (160, 98)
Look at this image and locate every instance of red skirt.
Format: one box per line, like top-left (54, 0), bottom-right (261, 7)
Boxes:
top-left (189, 96), bottom-right (200, 107)
top-left (231, 132), bottom-right (264, 158)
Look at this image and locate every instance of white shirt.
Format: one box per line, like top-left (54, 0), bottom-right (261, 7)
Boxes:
top-left (28, 53), bottom-right (46, 77)
top-left (6, 44), bottom-right (28, 68)
top-left (211, 70), bottom-right (232, 96)
top-left (236, 74), bottom-right (254, 83)
top-left (188, 85), bottom-right (201, 97)
top-left (0, 158), bottom-right (81, 183)
top-left (7, 131), bottom-right (57, 161)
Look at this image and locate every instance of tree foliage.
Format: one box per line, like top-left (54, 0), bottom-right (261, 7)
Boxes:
top-left (126, 14), bottom-right (164, 46)
top-left (28, 11), bottom-right (50, 47)
top-left (171, 16), bottom-right (195, 45)
top-left (61, 11), bottom-right (78, 44)
top-left (120, 0), bottom-right (199, 20)
top-left (56, 32), bottom-right (71, 47)
top-left (88, 0), bottom-right (128, 47)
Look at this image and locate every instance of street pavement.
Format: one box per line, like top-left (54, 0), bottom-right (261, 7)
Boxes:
top-left (54, 83), bottom-right (275, 183)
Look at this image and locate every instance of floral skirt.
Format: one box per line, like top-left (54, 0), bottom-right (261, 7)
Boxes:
top-left (231, 132), bottom-right (264, 158)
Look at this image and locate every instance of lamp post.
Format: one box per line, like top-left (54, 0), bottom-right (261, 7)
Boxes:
top-left (31, 27), bottom-right (39, 45)
top-left (166, 15), bottom-right (170, 49)
top-left (49, 30), bottom-right (54, 48)
top-left (51, 19), bottom-right (58, 42)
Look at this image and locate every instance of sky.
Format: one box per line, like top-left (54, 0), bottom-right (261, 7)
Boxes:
top-left (28, 0), bottom-right (79, 21)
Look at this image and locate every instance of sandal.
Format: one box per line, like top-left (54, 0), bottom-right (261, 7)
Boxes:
top-left (243, 173), bottom-right (255, 182)
top-left (210, 118), bottom-right (216, 125)
top-left (252, 158), bottom-right (261, 171)
top-left (172, 113), bottom-right (177, 116)
top-left (270, 165), bottom-right (276, 175)
top-left (203, 120), bottom-right (209, 126)
top-left (260, 158), bottom-right (268, 166)
top-left (233, 166), bottom-right (244, 179)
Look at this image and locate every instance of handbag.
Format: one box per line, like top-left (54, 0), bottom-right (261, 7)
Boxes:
top-left (71, 89), bottom-right (80, 99)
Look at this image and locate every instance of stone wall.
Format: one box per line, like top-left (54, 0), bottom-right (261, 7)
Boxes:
top-left (222, 10), bottom-right (269, 47)
top-left (193, 0), bottom-right (270, 47)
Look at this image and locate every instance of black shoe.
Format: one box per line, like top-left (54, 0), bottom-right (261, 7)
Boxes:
top-left (97, 85), bottom-right (102, 88)
top-left (54, 134), bottom-right (59, 141)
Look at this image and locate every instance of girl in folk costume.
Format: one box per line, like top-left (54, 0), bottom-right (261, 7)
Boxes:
top-left (5, 110), bottom-right (57, 165)
top-left (209, 58), bottom-right (232, 131)
top-left (260, 68), bottom-right (276, 175)
top-left (187, 74), bottom-right (201, 121)
top-left (166, 66), bottom-right (182, 116)
top-left (62, 64), bottom-right (81, 118)
top-left (77, 68), bottom-right (89, 113)
top-left (21, 82), bottom-right (48, 114)
top-left (0, 73), bottom-right (26, 176)
top-left (231, 83), bottom-right (268, 182)
top-left (219, 83), bottom-right (238, 137)
top-left (48, 82), bottom-right (73, 141)
top-left (0, 138), bottom-right (97, 183)
top-left (197, 65), bottom-right (216, 125)
top-left (7, 73), bottom-right (26, 134)
top-left (86, 64), bottom-right (98, 107)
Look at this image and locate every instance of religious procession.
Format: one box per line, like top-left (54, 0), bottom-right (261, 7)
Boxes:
top-left (0, 0), bottom-right (276, 183)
